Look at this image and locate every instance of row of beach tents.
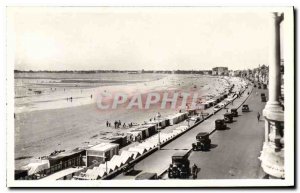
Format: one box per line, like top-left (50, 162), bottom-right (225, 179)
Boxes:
top-left (74, 125), bottom-right (189, 180)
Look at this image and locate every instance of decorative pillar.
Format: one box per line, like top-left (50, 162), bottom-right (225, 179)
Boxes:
top-left (259, 12), bottom-right (285, 179)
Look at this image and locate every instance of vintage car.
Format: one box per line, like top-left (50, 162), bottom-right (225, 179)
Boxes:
top-left (261, 93), bottom-right (266, 102)
top-left (192, 132), bottom-right (211, 151)
top-left (258, 85), bottom-right (262, 89)
top-left (224, 113), bottom-right (233, 123)
top-left (231, 108), bottom-right (238, 117)
top-left (242, 104), bottom-right (249, 112)
top-left (254, 84), bottom-right (257, 88)
top-left (135, 172), bottom-right (158, 180)
top-left (215, 119), bottom-right (227, 129)
top-left (261, 95), bottom-right (267, 102)
top-left (263, 84), bottom-right (267, 89)
top-left (168, 151), bottom-right (191, 179)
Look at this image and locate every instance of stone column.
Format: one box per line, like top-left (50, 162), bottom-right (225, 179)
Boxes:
top-left (259, 12), bottom-right (285, 179)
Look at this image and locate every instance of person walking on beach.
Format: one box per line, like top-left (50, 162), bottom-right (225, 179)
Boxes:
top-left (114, 121), bottom-right (118, 129)
top-left (106, 121), bottom-right (109, 127)
top-left (118, 120), bottom-right (121, 128)
top-left (257, 112), bottom-right (261, 122)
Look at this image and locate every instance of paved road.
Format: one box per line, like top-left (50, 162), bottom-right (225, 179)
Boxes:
top-left (188, 87), bottom-right (267, 179)
top-left (114, 85), bottom-right (260, 180)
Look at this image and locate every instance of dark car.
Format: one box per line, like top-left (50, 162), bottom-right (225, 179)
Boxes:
top-left (168, 151), bottom-right (191, 179)
top-left (231, 108), bottom-right (238, 117)
top-left (215, 119), bottom-right (227, 129)
top-left (258, 85), bottom-right (262, 89)
top-left (254, 84), bottom-right (257, 88)
top-left (263, 84), bottom-right (267, 89)
top-left (135, 172), bottom-right (158, 180)
top-left (192, 132), bottom-right (211, 151)
top-left (224, 113), bottom-right (233, 123)
top-left (242, 104), bottom-right (249, 112)
top-left (261, 95), bottom-right (267, 102)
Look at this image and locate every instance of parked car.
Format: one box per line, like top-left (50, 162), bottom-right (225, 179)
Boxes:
top-left (231, 108), bottom-right (238, 117)
top-left (168, 151), bottom-right (191, 179)
top-left (215, 119), bottom-right (227, 129)
top-left (242, 104), bottom-right (249, 112)
top-left (192, 132), bottom-right (211, 151)
top-left (224, 113), bottom-right (233, 123)
top-left (263, 84), bottom-right (267, 89)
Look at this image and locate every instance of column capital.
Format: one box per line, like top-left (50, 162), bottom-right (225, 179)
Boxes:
top-left (270, 12), bottom-right (284, 24)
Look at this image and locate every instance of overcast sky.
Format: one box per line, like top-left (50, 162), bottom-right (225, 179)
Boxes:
top-left (9, 7), bottom-right (283, 71)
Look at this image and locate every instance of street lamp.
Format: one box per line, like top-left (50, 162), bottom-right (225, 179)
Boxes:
top-left (157, 123), bottom-right (161, 150)
top-left (104, 155), bottom-right (108, 176)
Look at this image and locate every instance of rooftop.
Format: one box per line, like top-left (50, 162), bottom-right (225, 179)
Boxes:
top-left (87, 143), bottom-right (119, 152)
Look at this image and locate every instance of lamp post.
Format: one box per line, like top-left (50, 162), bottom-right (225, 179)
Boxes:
top-left (157, 124), bottom-right (161, 150)
top-left (104, 155), bottom-right (108, 176)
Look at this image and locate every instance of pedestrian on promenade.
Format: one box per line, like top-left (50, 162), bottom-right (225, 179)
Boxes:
top-left (257, 112), bottom-right (261, 122)
top-left (192, 164), bottom-right (199, 179)
top-left (106, 121), bottom-right (109, 127)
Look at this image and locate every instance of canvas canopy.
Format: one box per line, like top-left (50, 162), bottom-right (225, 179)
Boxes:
top-left (22, 162), bottom-right (49, 175)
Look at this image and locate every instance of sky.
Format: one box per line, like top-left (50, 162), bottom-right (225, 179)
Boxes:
top-left (9, 7), bottom-right (284, 71)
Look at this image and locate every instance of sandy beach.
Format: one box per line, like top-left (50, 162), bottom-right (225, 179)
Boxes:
top-left (14, 73), bottom-right (243, 169)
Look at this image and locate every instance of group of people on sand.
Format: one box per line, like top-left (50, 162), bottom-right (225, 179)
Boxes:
top-left (106, 120), bottom-right (134, 129)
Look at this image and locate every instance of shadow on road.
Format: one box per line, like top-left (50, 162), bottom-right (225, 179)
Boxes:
top-left (123, 170), bottom-right (142, 176)
top-left (210, 144), bottom-right (218, 149)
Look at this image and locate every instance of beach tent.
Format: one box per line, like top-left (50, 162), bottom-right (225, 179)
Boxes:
top-left (147, 119), bottom-right (168, 129)
top-left (109, 154), bottom-right (126, 167)
top-left (126, 130), bottom-right (143, 142)
top-left (136, 127), bottom-right (150, 139)
top-left (175, 126), bottom-right (188, 132)
top-left (109, 155), bottom-right (123, 168)
top-left (119, 152), bottom-right (133, 165)
top-left (142, 124), bottom-right (158, 135)
top-left (128, 147), bottom-right (147, 155)
top-left (137, 142), bottom-right (156, 150)
top-left (97, 164), bottom-right (113, 174)
top-left (127, 150), bottom-right (141, 159)
top-left (22, 162), bottom-right (50, 176)
top-left (86, 143), bottom-right (119, 167)
top-left (120, 150), bottom-right (134, 160)
top-left (167, 112), bottom-right (187, 125)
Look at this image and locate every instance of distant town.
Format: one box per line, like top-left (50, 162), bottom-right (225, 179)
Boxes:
top-left (15, 64), bottom-right (284, 86)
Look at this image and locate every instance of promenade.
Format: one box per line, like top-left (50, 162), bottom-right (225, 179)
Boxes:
top-left (114, 84), bottom-right (266, 180)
